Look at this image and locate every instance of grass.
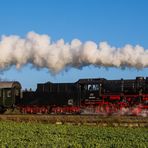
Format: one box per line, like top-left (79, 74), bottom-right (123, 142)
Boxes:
top-left (0, 121), bottom-right (147, 148)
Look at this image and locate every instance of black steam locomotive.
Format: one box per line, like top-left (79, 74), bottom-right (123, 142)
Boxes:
top-left (0, 77), bottom-right (148, 114)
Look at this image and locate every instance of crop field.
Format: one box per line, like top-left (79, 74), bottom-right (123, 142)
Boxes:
top-left (0, 121), bottom-right (147, 148)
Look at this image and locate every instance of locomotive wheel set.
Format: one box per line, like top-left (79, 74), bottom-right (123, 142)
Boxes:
top-left (0, 77), bottom-right (148, 115)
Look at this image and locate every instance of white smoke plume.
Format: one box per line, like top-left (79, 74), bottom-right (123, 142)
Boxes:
top-left (0, 31), bottom-right (148, 73)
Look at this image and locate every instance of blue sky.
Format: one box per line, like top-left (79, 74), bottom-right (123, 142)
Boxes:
top-left (0, 0), bottom-right (148, 89)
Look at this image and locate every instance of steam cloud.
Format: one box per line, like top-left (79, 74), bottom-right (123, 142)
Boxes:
top-left (0, 31), bottom-right (148, 73)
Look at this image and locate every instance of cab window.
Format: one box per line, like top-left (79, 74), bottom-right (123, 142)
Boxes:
top-left (0, 89), bottom-right (2, 98)
top-left (7, 90), bottom-right (12, 98)
top-left (15, 89), bottom-right (19, 96)
top-left (88, 84), bottom-right (99, 91)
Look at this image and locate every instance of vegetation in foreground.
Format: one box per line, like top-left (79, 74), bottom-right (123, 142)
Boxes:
top-left (0, 121), bottom-right (147, 148)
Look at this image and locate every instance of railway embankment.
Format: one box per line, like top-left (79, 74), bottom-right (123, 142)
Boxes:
top-left (0, 114), bottom-right (147, 127)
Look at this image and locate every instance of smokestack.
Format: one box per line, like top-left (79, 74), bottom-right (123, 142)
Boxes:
top-left (0, 31), bottom-right (147, 73)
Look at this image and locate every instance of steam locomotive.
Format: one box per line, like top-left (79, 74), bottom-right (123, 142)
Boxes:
top-left (0, 77), bottom-right (148, 114)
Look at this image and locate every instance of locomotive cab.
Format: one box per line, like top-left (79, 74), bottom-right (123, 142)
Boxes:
top-left (77, 78), bottom-right (104, 106)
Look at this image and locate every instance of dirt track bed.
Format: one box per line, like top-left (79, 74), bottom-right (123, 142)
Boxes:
top-left (0, 114), bottom-right (147, 127)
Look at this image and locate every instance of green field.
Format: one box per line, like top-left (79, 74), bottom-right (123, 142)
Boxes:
top-left (0, 121), bottom-right (147, 148)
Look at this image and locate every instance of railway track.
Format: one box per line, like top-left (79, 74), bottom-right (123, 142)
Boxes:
top-left (0, 114), bottom-right (147, 127)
